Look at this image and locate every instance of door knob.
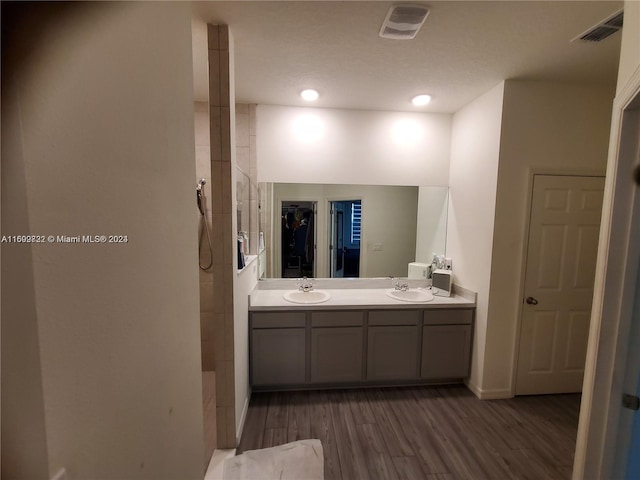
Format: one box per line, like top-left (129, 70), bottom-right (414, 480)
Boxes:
top-left (623, 393), bottom-right (640, 410)
top-left (526, 297), bottom-right (538, 305)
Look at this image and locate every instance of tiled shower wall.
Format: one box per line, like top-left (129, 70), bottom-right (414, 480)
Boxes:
top-left (195, 100), bottom-right (218, 462)
top-left (195, 101), bottom-right (216, 372)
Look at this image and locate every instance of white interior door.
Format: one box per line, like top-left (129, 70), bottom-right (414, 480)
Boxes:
top-left (516, 174), bottom-right (605, 395)
top-left (610, 106), bottom-right (640, 478)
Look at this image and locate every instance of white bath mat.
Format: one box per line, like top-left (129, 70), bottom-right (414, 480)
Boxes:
top-left (222, 439), bottom-right (324, 480)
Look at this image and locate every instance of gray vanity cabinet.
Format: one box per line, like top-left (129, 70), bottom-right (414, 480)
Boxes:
top-left (310, 311), bottom-right (364, 383)
top-left (251, 312), bottom-right (306, 386)
top-left (249, 306), bottom-right (474, 390)
top-left (366, 310), bottom-right (421, 380)
top-left (421, 309), bottom-right (473, 380)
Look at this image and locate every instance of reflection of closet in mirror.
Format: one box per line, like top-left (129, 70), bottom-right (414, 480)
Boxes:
top-left (281, 201), bottom-right (316, 278)
top-left (330, 200), bottom-right (361, 278)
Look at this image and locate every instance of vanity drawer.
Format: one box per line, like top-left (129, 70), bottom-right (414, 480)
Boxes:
top-left (368, 310), bottom-right (420, 326)
top-left (251, 312), bottom-right (306, 328)
top-left (311, 311), bottom-right (364, 327)
top-left (423, 309), bottom-right (473, 325)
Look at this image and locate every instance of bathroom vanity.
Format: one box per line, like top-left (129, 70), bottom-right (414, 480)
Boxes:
top-left (248, 281), bottom-right (476, 391)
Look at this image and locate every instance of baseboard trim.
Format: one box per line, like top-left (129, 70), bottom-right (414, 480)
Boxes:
top-left (465, 380), bottom-right (513, 400)
top-left (204, 449), bottom-right (236, 480)
top-left (235, 392), bottom-right (250, 445)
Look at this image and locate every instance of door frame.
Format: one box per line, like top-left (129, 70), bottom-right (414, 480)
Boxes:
top-left (325, 195), bottom-right (365, 278)
top-left (274, 198), bottom-right (318, 278)
top-left (573, 67), bottom-right (640, 479)
top-left (510, 169), bottom-right (605, 398)
top-left (329, 200), bottom-right (345, 278)
top-left (328, 199), bottom-right (363, 278)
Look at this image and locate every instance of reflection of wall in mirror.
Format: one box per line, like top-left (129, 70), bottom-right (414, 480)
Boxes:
top-left (259, 183), bottom-right (274, 276)
top-left (416, 186), bottom-right (449, 263)
top-left (236, 168), bottom-right (251, 249)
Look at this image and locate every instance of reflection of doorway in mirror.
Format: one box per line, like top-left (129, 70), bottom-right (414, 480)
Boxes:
top-left (330, 200), bottom-right (361, 278)
top-left (281, 201), bottom-right (316, 278)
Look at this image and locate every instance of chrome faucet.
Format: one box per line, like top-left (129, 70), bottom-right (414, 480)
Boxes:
top-left (390, 277), bottom-right (409, 291)
top-left (297, 276), bottom-right (314, 292)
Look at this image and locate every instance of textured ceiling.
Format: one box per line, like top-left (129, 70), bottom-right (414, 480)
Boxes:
top-left (192, 1), bottom-right (622, 113)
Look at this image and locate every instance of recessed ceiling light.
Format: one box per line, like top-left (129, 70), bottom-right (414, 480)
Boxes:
top-left (412, 94), bottom-right (432, 106)
top-left (301, 89), bottom-right (319, 101)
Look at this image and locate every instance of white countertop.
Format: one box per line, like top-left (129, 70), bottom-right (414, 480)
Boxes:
top-left (249, 287), bottom-right (476, 311)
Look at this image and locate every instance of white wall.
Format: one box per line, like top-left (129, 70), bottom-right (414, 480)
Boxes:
top-left (447, 79), bottom-right (614, 400)
top-left (575, 1), bottom-right (640, 477)
top-left (231, 39), bottom-right (255, 443)
top-left (273, 183), bottom-right (419, 278)
top-left (446, 82), bottom-right (505, 397)
top-left (483, 80), bottom-right (614, 396)
top-left (415, 186), bottom-right (449, 263)
top-left (233, 260), bottom-right (258, 443)
top-left (257, 105), bottom-right (452, 186)
top-left (616, 1), bottom-right (640, 94)
top-left (2, 59), bottom-right (50, 480)
top-left (1, 3), bottom-right (204, 479)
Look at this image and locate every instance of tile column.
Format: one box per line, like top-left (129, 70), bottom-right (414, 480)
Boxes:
top-left (208, 24), bottom-right (236, 449)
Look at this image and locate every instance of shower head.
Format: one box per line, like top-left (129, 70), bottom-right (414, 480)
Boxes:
top-left (196, 178), bottom-right (207, 215)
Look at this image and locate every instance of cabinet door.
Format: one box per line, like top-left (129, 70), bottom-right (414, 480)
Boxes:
top-left (421, 325), bottom-right (471, 379)
top-left (311, 327), bottom-right (363, 383)
top-left (251, 328), bottom-right (306, 386)
top-left (367, 326), bottom-right (419, 380)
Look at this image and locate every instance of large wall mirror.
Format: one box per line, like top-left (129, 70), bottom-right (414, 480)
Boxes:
top-left (258, 183), bottom-right (448, 278)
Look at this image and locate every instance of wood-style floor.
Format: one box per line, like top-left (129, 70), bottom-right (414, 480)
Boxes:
top-left (237, 385), bottom-right (580, 480)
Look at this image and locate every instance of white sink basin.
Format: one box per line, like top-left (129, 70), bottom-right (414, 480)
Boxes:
top-left (283, 290), bottom-right (331, 304)
top-left (385, 288), bottom-right (434, 303)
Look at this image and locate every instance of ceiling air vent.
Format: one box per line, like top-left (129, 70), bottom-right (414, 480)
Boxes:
top-left (573, 9), bottom-right (623, 43)
top-left (379, 4), bottom-right (430, 40)
top-left (604, 10), bottom-right (624, 29)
